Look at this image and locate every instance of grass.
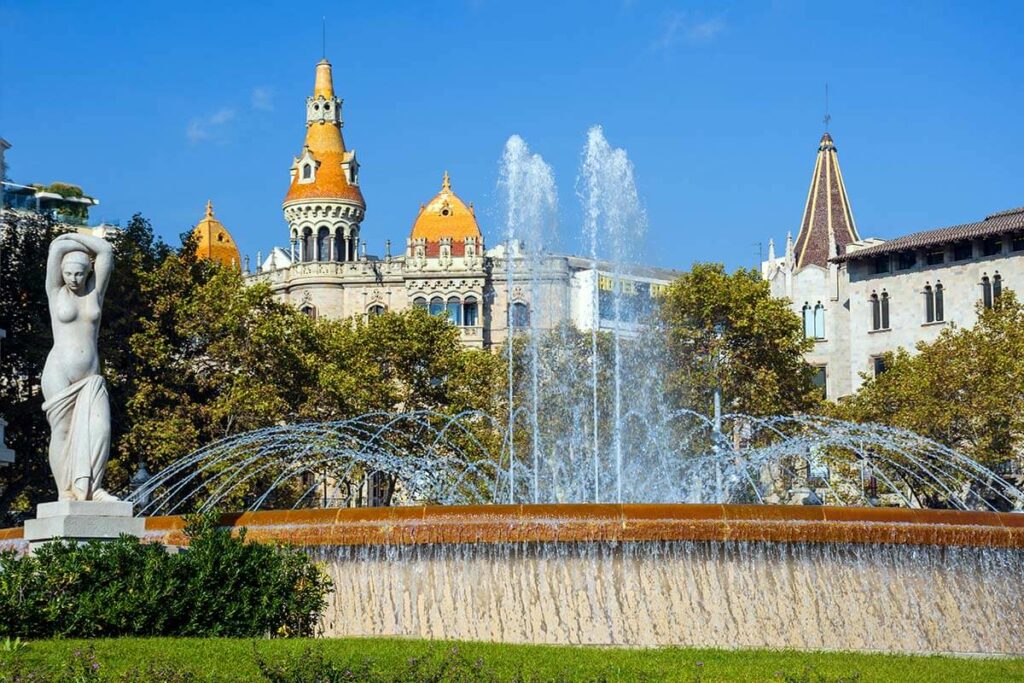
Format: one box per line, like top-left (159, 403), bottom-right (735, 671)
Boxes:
top-left (5, 637), bottom-right (1024, 682)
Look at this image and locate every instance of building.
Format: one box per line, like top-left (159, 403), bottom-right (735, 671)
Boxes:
top-left (247, 58), bottom-right (675, 348)
top-left (190, 200), bottom-right (241, 268)
top-left (764, 130), bottom-right (1024, 399)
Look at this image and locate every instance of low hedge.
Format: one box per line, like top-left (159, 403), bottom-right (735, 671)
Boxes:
top-left (0, 514), bottom-right (331, 638)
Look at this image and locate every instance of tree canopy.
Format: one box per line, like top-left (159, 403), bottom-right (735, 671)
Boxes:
top-left (659, 262), bottom-right (819, 417)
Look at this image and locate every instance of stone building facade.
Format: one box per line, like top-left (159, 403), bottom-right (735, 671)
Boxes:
top-left (764, 131), bottom-right (1024, 399)
top-left (247, 59), bottom-right (675, 347)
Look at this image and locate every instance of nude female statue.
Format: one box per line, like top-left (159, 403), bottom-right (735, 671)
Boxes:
top-left (42, 232), bottom-right (117, 502)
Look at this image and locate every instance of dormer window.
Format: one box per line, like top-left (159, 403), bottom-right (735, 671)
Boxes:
top-left (302, 164), bottom-right (312, 179)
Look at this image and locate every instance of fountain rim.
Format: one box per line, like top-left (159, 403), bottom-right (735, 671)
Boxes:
top-left (5, 502), bottom-right (1017, 550)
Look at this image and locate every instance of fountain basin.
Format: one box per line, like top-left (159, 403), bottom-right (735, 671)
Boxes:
top-left (3, 503), bottom-right (1022, 654)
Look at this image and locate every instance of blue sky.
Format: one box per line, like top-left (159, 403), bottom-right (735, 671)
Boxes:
top-left (1, 1), bottom-right (1021, 271)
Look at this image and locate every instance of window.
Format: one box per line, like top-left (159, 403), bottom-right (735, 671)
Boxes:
top-left (873, 356), bottom-right (887, 377)
top-left (300, 305), bottom-right (317, 319)
top-left (412, 297), bottom-right (428, 311)
top-left (926, 250), bottom-right (945, 266)
top-left (896, 252), bottom-right (916, 271)
top-left (511, 302), bottom-right (530, 329)
top-left (429, 297), bottom-right (444, 317)
top-left (302, 164), bottom-right (312, 179)
top-left (873, 257), bottom-right (890, 274)
top-left (446, 296), bottom-right (462, 325)
top-left (813, 302), bottom-right (825, 340)
top-left (870, 294), bottom-right (881, 331)
top-left (953, 243), bottom-right (973, 261)
top-left (301, 229), bottom-right (314, 262)
top-left (924, 285), bottom-right (934, 323)
top-left (881, 292), bottom-right (890, 329)
top-left (982, 276), bottom-right (993, 309)
top-left (802, 303), bottom-right (814, 339)
top-left (982, 238), bottom-right (1003, 257)
top-left (811, 366), bottom-right (827, 399)
top-left (462, 296), bottom-right (478, 327)
top-left (935, 283), bottom-right (944, 321)
top-left (317, 227), bottom-right (330, 262)
top-left (367, 305), bottom-right (385, 318)
top-left (993, 273), bottom-right (1003, 301)
top-left (1013, 236), bottom-right (1024, 252)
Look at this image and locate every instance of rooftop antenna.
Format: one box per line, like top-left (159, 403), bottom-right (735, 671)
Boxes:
top-left (322, 16), bottom-right (326, 59)
top-left (823, 82), bottom-right (831, 132)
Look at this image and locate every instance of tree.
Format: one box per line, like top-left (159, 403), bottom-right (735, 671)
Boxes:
top-left (660, 262), bottom-right (818, 418)
top-left (835, 291), bottom-right (1024, 474)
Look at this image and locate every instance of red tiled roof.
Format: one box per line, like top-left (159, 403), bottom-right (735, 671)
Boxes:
top-left (833, 207), bottom-right (1024, 262)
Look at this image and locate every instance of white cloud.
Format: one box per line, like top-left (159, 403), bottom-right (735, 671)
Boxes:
top-left (186, 108), bottom-right (236, 144)
top-left (653, 12), bottom-right (726, 52)
top-left (251, 86), bottom-right (273, 111)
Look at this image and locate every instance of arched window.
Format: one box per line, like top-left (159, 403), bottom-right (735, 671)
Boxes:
top-left (429, 297), bottom-right (444, 317)
top-left (299, 305), bottom-right (317, 319)
top-left (511, 302), bottom-right (530, 329)
top-left (934, 283), bottom-right (944, 321)
top-left (924, 285), bottom-right (935, 323)
top-left (301, 228), bottom-right (313, 262)
top-left (302, 164), bottom-right (312, 180)
top-left (993, 273), bottom-right (1003, 301)
top-left (982, 275), bottom-right (993, 309)
top-left (813, 302), bottom-right (825, 340)
top-left (412, 297), bottom-right (428, 311)
top-left (317, 227), bottom-right (330, 262)
top-left (880, 292), bottom-right (890, 329)
top-left (462, 296), bottom-right (478, 327)
top-left (870, 293), bottom-right (881, 331)
top-left (367, 304), bottom-right (385, 318)
top-left (802, 303), bottom-right (814, 338)
top-left (446, 296), bottom-right (462, 325)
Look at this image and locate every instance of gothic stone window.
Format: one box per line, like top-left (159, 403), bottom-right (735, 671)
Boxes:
top-left (924, 283), bottom-right (944, 323)
top-left (870, 293), bottom-right (889, 331)
top-left (300, 305), bottom-right (317, 319)
top-left (811, 365), bottom-right (827, 399)
top-left (511, 302), bottom-right (530, 329)
top-left (463, 296), bottom-right (479, 327)
top-left (412, 297), bottom-right (428, 311)
top-left (367, 304), bottom-right (386, 318)
top-left (446, 296), bottom-right (462, 326)
top-left (872, 356), bottom-right (887, 377)
top-left (429, 296), bottom-right (444, 317)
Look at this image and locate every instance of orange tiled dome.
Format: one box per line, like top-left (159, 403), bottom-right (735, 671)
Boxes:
top-left (410, 172), bottom-right (481, 245)
top-left (192, 200), bottom-right (241, 268)
top-left (283, 59), bottom-right (365, 206)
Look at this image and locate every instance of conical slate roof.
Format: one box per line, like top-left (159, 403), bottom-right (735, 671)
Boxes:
top-left (793, 132), bottom-right (859, 269)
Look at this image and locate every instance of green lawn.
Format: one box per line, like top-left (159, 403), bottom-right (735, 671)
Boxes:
top-left (4, 637), bottom-right (1023, 682)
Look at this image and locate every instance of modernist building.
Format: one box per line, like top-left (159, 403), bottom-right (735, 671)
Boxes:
top-left (247, 59), bottom-right (674, 347)
top-left (764, 131), bottom-right (1024, 399)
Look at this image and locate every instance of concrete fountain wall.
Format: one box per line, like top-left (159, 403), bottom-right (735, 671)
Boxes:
top-left (3, 503), bottom-right (1022, 654)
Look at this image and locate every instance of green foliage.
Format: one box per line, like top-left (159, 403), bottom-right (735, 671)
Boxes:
top-left (834, 290), bottom-right (1024, 491)
top-left (0, 515), bottom-right (330, 639)
top-left (660, 263), bottom-right (819, 417)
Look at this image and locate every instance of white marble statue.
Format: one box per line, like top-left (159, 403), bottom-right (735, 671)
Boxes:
top-left (42, 233), bottom-right (117, 502)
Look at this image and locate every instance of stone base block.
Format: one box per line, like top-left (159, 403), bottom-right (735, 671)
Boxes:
top-left (24, 500), bottom-right (144, 553)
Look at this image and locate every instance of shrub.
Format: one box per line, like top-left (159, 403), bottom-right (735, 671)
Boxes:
top-left (0, 513), bottom-right (331, 639)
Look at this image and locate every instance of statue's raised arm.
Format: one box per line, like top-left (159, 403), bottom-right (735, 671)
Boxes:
top-left (42, 232), bottom-right (117, 502)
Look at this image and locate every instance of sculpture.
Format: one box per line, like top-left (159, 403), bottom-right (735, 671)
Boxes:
top-left (42, 233), bottom-right (117, 501)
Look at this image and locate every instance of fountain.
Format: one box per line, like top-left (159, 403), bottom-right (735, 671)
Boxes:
top-left (2, 129), bottom-right (1022, 654)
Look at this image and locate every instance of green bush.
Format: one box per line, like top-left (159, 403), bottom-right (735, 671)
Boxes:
top-left (0, 514), bottom-right (331, 639)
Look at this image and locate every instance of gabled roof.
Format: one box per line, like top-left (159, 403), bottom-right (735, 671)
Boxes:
top-left (793, 132), bottom-right (860, 269)
top-left (833, 206), bottom-right (1024, 262)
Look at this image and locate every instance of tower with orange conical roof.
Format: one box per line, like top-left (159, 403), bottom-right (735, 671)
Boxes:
top-left (283, 58), bottom-right (365, 263)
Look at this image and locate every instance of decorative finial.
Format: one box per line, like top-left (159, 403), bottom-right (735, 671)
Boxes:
top-left (823, 82), bottom-right (831, 132)
top-left (442, 170), bottom-right (451, 191)
top-left (205, 200), bottom-right (214, 218)
top-left (322, 17), bottom-right (326, 60)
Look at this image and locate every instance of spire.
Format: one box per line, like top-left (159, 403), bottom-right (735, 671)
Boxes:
top-left (792, 132), bottom-right (859, 269)
top-left (442, 170), bottom-right (451, 192)
top-left (205, 199), bottom-right (214, 219)
top-left (313, 58), bottom-right (335, 99)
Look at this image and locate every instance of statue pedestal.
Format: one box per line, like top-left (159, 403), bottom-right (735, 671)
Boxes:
top-left (24, 501), bottom-right (144, 552)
